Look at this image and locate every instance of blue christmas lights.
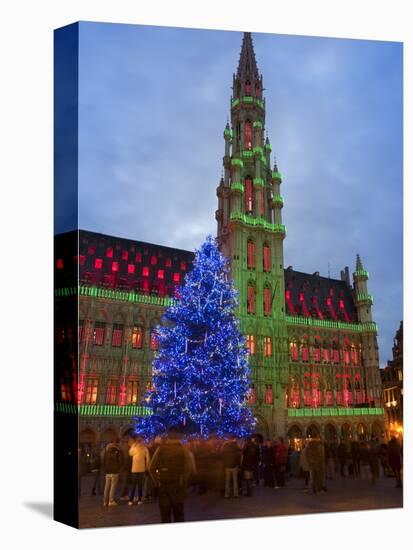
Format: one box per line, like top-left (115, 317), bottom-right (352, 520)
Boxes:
top-left (134, 236), bottom-right (255, 439)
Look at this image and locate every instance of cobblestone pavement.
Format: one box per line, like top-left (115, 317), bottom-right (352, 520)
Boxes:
top-left (79, 475), bottom-right (403, 529)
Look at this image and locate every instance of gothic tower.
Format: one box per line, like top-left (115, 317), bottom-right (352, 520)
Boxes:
top-left (216, 32), bottom-right (289, 437)
top-left (353, 255), bottom-right (383, 407)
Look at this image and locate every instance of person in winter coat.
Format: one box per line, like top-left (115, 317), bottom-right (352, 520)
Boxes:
top-left (103, 439), bottom-right (124, 507)
top-left (299, 441), bottom-right (311, 491)
top-left (306, 438), bottom-right (326, 495)
top-left (128, 437), bottom-right (150, 505)
top-left (262, 440), bottom-right (275, 487)
top-left (149, 428), bottom-right (194, 523)
top-left (273, 437), bottom-right (288, 488)
top-left (387, 436), bottom-right (402, 488)
top-left (222, 435), bottom-right (242, 497)
top-left (241, 437), bottom-right (259, 496)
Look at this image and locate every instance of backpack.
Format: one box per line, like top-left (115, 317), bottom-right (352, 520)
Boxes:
top-left (155, 442), bottom-right (185, 485)
top-left (104, 446), bottom-right (123, 472)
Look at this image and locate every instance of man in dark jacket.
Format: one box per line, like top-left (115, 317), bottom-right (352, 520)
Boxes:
top-left (262, 440), bottom-right (275, 487)
top-left (222, 435), bottom-right (241, 497)
top-left (149, 428), bottom-right (194, 522)
top-left (103, 439), bottom-right (124, 507)
top-left (241, 437), bottom-right (259, 496)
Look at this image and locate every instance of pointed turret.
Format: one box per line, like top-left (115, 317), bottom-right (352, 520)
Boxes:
top-left (236, 32), bottom-right (260, 81)
top-left (353, 254), bottom-right (373, 322)
top-left (356, 253), bottom-right (364, 272)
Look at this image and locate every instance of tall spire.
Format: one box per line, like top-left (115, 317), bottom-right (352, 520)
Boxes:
top-left (237, 32), bottom-right (260, 80)
top-left (356, 253), bottom-right (364, 271)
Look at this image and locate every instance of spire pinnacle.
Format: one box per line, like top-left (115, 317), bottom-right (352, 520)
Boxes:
top-left (356, 254), bottom-right (364, 271)
top-left (237, 32), bottom-right (260, 80)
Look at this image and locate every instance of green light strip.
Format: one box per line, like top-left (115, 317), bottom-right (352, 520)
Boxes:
top-left (56, 286), bottom-right (177, 307)
top-left (230, 212), bottom-right (286, 235)
top-left (224, 128), bottom-right (232, 138)
top-left (231, 158), bottom-right (244, 168)
top-left (242, 150), bottom-right (253, 159)
top-left (261, 155), bottom-right (267, 166)
top-left (357, 293), bottom-right (373, 304)
top-left (230, 182), bottom-right (245, 193)
top-left (55, 402), bottom-right (152, 417)
top-left (286, 315), bottom-right (377, 333)
top-left (265, 143), bottom-right (272, 151)
top-left (253, 146), bottom-right (263, 156)
top-left (231, 98), bottom-right (240, 108)
top-left (231, 96), bottom-right (265, 110)
top-left (253, 121), bottom-right (263, 129)
top-left (354, 269), bottom-right (369, 279)
top-left (253, 177), bottom-right (265, 187)
top-left (288, 407), bottom-right (384, 418)
top-left (272, 171), bottom-right (282, 181)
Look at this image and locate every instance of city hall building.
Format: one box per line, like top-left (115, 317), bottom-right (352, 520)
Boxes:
top-left (55, 32), bottom-right (385, 448)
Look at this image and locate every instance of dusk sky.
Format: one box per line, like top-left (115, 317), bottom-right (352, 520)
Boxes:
top-left (77, 22), bottom-right (402, 367)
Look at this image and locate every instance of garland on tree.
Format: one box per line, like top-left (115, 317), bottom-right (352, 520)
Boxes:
top-left (134, 235), bottom-right (255, 439)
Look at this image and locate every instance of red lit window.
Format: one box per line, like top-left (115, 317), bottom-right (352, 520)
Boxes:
top-left (88, 246), bottom-right (95, 255)
top-left (333, 348), bottom-right (340, 364)
top-left (339, 299), bottom-right (344, 309)
top-left (93, 322), bottom-right (105, 345)
top-left (85, 378), bottom-right (98, 405)
top-left (247, 285), bottom-right (255, 314)
top-left (111, 323), bottom-right (123, 347)
top-left (264, 336), bottom-right (272, 357)
top-left (122, 250), bottom-right (128, 260)
top-left (180, 261), bottom-right (186, 271)
top-left (344, 348), bottom-right (350, 365)
top-left (142, 266), bottom-right (149, 277)
top-left (255, 83), bottom-right (261, 98)
top-left (126, 380), bottom-right (139, 405)
top-left (56, 259), bottom-right (64, 269)
top-left (265, 384), bottom-right (273, 404)
top-left (158, 269), bottom-right (164, 280)
top-left (142, 279), bottom-right (150, 293)
top-left (112, 261), bottom-right (119, 272)
top-left (245, 177), bottom-right (253, 213)
top-left (245, 80), bottom-right (252, 95)
top-left (106, 247), bottom-right (113, 258)
top-left (351, 346), bottom-right (359, 366)
top-left (150, 330), bottom-right (159, 351)
top-left (173, 272), bottom-right (180, 283)
top-left (290, 341), bottom-right (299, 361)
top-left (128, 264), bottom-right (135, 274)
top-left (78, 255), bottom-right (85, 266)
top-left (327, 297), bottom-right (332, 306)
top-left (131, 326), bottom-right (143, 349)
top-left (299, 292), bottom-right (305, 302)
top-left (78, 320), bottom-right (84, 342)
top-left (247, 384), bottom-right (256, 405)
top-left (247, 240), bottom-right (255, 268)
top-left (94, 258), bottom-right (103, 269)
top-left (165, 258), bottom-right (172, 267)
top-left (263, 245), bottom-right (271, 272)
top-left (323, 346), bottom-right (330, 363)
top-left (135, 252), bottom-right (142, 262)
top-left (302, 344), bottom-right (309, 362)
top-left (106, 379), bottom-right (117, 405)
top-left (264, 287), bottom-right (272, 316)
top-left (325, 391), bottom-right (334, 406)
top-left (151, 255), bottom-right (157, 265)
top-left (259, 189), bottom-right (265, 216)
top-left (313, 346), bottom-right (321, 363)
top-left (245, 120), bottom-right (252, 150)
top-left (60, 378), bottom-right (72, 402)
top-left (246, 334), bottom-right (255, 355)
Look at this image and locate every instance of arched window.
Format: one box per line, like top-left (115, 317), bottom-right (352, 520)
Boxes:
top-left (301, 337), bottom-right (309, 362)
top-left (290, 339), bottom-right (299, 361)
top-left (245, 120), bottom-right (252, 150)
top-left (351, 342), bottom-right (359, 366)
top-left (343, 339), bottom-right (351, 365)
top-left (247, 239), bottom-right (255, 269)
top-left (247, 285), bottom-right (255, 314)
top-left (288, 377), bottom-right (300, 408)
top-left (304, 373), bottom-right (312, 406)
top-left (263, 244), bottom-right (271, 272)
top-left (323, 340), bottom-right (330, 363)
top-left (245, 80), bottom-right (252, 95)
top-left (245, 176), bottom-right (253, 213)
top-left (246, 334), bottom-right (255, 355)
top-left (313, 337), bottom-right (321, 363)
top-left (264, 287), bottom-right (272, 317)
top-left (264, 336), bottom-right (272, 357)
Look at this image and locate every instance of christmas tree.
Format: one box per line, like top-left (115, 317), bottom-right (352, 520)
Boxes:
top-left (135, 235), bottom-right (255, 439)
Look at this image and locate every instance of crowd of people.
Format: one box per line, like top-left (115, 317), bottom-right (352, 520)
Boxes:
top-left (79, 432), bottom-right (403, 523)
